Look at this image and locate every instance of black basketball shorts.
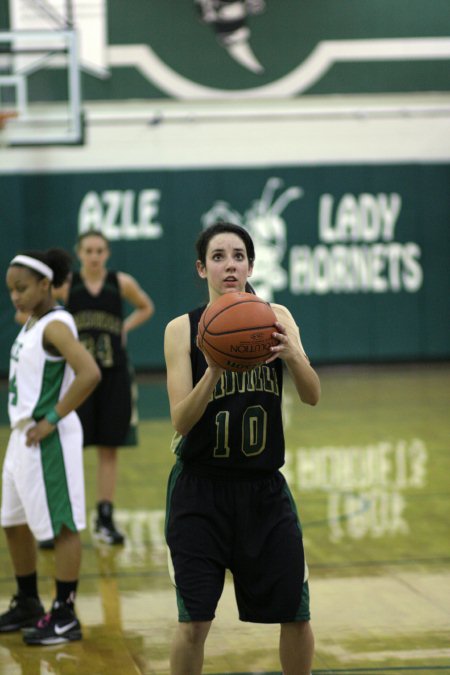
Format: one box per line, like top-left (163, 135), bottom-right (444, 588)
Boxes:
top-left (77, 365), bottom-right (133, 447)
top-left (165, 463), bottom-right (310, 624)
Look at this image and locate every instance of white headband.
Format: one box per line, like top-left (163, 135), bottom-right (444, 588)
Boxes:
top-left (10, 255), bottom-right (54, 281)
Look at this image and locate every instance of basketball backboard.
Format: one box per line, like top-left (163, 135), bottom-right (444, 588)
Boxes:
top-left (0, 28), bottom-right (84, 146)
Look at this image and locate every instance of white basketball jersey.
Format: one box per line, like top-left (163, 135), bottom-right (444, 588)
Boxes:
top-left (8, 308), bottom-right (78, 428)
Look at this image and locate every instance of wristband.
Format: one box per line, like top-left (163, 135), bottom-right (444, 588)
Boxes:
top-left (45, 408), bottom-right (62, 425)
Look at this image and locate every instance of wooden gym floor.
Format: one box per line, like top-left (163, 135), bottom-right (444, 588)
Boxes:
top-left (0, 363), bottom-right (448, 674)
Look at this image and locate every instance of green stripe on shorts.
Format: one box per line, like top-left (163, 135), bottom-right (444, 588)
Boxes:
top-left (40, 430), bottom-right (76, 535)
top-left (165, 459), bottom-right (184, 538)
top-left (176, 587), bottom-right (192, 622)
top-left (294, 580), bottom-right (311, 621)
top-left (165, 461), bottom-right (193, 621)
top-left (283, 481), bottom-right (310, 620)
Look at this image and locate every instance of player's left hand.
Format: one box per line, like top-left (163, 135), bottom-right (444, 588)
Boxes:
top-left (25, 419), bottom-right (56, 447)
top-left (265, 321), bottom-right (292, 364)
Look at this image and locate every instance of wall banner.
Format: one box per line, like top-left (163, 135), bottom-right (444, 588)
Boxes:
top-left (0, 163), bottom-right (449, 372)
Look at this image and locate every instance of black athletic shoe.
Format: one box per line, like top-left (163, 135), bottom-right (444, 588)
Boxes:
top-left (94, 501), bottom-right (125, 545)
top-left (94, 518), bottom-right (125, 545)
top-left (0, 593), bottom-right (45, 633)
top-left (38, 539), bottom-right (55, 550)
top-left (23, 600), bottom-right (82, 645)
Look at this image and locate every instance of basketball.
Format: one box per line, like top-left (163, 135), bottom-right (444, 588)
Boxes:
top-left (198, 291), bottom-right (278, 372)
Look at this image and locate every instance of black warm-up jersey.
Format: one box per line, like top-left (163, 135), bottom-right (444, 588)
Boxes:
top-left (174, 305), bottom-right (285, 474)
top-left (67, 270), bottom-right (126, 369)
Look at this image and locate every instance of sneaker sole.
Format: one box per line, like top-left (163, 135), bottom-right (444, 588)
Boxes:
top-left (93, 531), bottom-right (125, 545)
top-left (0, 617), bottom-right (44, 633)
top-left (24, 630), bottom-right (82, 646)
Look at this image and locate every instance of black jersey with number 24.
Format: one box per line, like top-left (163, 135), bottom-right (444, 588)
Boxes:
top-left (67, 270), bottom-right (126, 370)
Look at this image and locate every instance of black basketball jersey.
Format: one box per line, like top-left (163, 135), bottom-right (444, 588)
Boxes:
top-left (174, 306), bottom-right (285, 474)
top-left (67, 270), bottom-right (126, 369)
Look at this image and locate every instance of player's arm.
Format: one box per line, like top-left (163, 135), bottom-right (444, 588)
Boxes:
top-left (270, 304), bottom-right (320, 406)
top-left (164, 315), bottom-right (223, 436)
top-left (25, 321), bottom-right (101, 446)
top-left (118, 271), bottom-right (154, 337)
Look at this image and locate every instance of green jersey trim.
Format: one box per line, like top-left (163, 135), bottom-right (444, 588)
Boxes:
top-left (32, 360), bottom-right (65, 421)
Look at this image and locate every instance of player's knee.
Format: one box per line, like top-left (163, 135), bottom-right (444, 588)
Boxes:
top-left (281, 619), bottom-right (314, 640)
top-left (3, 524), bottom-right (28, 536)
top-left (179, 620), bottom-right (211, 646)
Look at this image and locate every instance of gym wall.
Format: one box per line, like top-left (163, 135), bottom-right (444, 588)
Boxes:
top-left (0, 1), bottom-right (449, 373)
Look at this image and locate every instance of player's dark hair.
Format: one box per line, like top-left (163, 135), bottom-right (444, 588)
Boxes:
top-left (76, 230), bottom-right (109, 249)
top-left (196, 222), bottom-right (255, 267)
top-left (13, 248), bottom-right (72, 288)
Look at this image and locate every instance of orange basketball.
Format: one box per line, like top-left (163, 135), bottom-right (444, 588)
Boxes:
top-left (198, 291), bottom-right (278, 372)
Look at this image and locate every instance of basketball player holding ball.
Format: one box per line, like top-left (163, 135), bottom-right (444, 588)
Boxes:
top-left (164, 222), bottom-right (320, 675)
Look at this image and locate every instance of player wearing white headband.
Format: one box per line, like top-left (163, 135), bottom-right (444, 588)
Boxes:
top-left (9, 254), bottom-right (55, 281)
top-left (0, 248), bottom-right (101, 645)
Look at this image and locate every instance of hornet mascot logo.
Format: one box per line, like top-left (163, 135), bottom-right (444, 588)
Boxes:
top-left (195, 0), bottom-right (266, 73)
